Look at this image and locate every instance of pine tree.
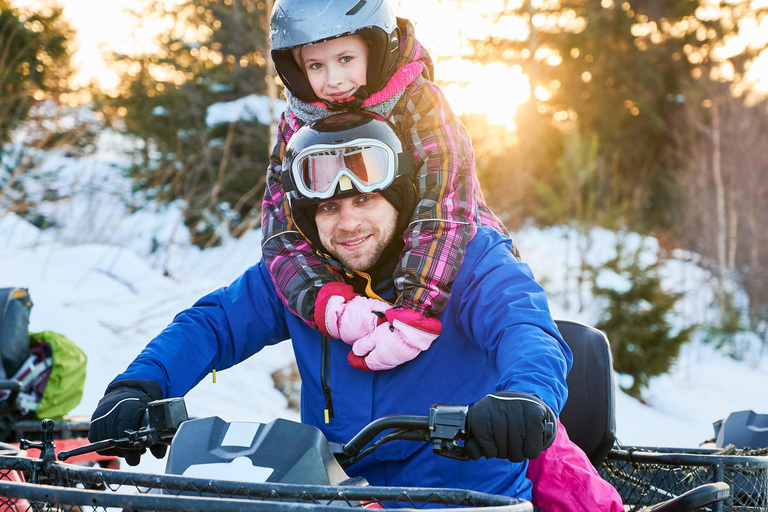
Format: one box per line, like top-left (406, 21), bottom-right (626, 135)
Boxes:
top-left (463, 0), bottom-right (767, 233)
top-left (98, 0), bottom-right (270, 247)
top-left (592, 240), bottom-right (695, 398)
top-left (0, 1), bottom-right (73, 149)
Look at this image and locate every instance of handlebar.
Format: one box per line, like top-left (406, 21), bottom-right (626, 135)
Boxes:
top-left (58, 398), bottom-right (555, 466)
top-left (58, 397), bottom-right (188, 461)
top-left (334, 404), bottom-right (470, 468)
top-left (0, 380), bottom-right (22, 391)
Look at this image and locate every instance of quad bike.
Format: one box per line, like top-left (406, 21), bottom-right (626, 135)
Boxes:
top-left (0, 396), bottom-right (731, 512)
top-left (0, 371), bottom-right (117, 471)
top-left (0, 320), bottom-right (764, 511)
top-left (555, 320), bottom-right (768, 512)
top-left (0, 288), bottom-right (114, 469)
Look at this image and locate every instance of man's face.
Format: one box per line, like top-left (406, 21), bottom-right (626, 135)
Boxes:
top-left (315, 192), bottom-right (398, 272)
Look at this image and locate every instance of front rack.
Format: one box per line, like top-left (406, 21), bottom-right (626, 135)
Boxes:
top-left (0, 455), bottom-right (531, 511)
top-left (600, 445), bottom-right (768, 512)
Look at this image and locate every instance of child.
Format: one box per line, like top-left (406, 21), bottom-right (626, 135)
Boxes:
top-left (263, 0), bottom-right (513, 371)
top-left (527, 421), bottom-right (624, 512)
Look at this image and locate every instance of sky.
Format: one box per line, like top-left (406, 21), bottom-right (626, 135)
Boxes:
top-left (1, 100), bottom-right (767, 478)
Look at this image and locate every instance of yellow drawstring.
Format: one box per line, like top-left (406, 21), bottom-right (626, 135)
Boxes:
top-left (352, 270), bottom-right (391, 303)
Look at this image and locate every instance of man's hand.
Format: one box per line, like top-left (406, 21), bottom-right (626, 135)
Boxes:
top-left (348, 308), bottom-right (442, 371)
top-left (315, 282), bottom-right (391, 343)
top-left (465, 391), bottom-right (557, 463)
top-left (88, 379), bottom-right (165, 466)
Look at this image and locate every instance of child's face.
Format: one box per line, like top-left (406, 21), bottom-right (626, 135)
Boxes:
top-left (297, 35), bottom-right (368, 103)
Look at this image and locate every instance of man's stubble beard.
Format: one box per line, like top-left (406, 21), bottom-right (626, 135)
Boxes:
top-left (328, 213), bottom-right (398, 272)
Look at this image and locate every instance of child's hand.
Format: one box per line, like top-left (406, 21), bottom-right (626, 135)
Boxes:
top-left (348, 309), bottom-right (442, 371)
top-left (315, 283), bottom-right (391, 344)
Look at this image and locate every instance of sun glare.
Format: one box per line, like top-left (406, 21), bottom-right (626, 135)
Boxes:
top-left (24, 0), bottom-right (533, 128)
top-left (15, 0), bottom-right (768, 121)
top-left (396, 0), bottom-right (532, 130)
top-left (14, 0), bottom-right (183, 91)
top-left (440, 61), bottom-right (529, 130)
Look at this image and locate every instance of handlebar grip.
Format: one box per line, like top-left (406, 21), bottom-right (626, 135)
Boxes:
top-left (542, 419), bottom-right (556, 448)
top-left (59, 439), bottom-right (115, 461)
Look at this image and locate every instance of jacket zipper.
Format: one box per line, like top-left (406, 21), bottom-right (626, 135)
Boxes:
top-left (321, 335), bottom-right (334, 423)
top-left (313, 257), bottom-right (389, 425)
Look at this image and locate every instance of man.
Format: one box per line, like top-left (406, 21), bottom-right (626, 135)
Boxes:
top-left (88, 112), bottom-right (572, 501)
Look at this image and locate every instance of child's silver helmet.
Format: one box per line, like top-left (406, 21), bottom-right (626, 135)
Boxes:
top-left (270, 0), bottom-right (401, 103)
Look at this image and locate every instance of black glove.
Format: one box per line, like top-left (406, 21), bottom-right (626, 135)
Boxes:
top-left (465, 390), bottom-right (557, 463)
top-left (88, 379), bottom-right (165, 466)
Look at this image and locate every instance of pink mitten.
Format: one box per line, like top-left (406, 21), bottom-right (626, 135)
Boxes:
top-left (348, 309), bottom-right (442, 371)
top-left (314, 282), bottom-right (391, 344)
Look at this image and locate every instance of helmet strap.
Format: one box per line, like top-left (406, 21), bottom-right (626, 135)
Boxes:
top-left (322, 86), bottom-right (371, 112)
top-left (272, 48), bottom-right (318, 103)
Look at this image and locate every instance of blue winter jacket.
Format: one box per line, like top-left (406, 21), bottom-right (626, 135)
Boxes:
top-left (114, 227), bottom-right (572, 500)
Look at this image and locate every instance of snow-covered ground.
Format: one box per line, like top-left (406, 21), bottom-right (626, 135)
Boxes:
top-left (1, 129), bottom-right (766, 474)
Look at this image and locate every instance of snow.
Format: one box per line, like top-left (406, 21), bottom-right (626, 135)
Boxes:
top-left (205, 94), bottom-right (286, 127)
top-left (1, 132), bottom-right (766, 474)
top-left (594, 269), bottom-right (633, 294)
top-left (513, 225), bottom-right (768, 447)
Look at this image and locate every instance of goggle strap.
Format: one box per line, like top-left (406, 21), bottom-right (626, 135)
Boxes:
top-left (282, 171), bottom-right (296, 193)
top-left (398, 151), bottom-right (415, 178)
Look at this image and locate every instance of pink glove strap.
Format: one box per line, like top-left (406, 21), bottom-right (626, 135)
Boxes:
top-left (386, 309), bottom-right (442, 339)
top-left (315, 282), bottom-right (358, 338)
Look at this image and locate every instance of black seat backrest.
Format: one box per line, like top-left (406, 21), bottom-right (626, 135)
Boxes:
top-left (556, 319), bottom-right (616, 467)
top-left (0, 288), bottom-right (33, 380)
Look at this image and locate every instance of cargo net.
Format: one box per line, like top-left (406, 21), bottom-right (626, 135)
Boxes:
top-left (599, 446), bottom-right (768, 512)
top-left (0, 456), bottom-right (529, 512)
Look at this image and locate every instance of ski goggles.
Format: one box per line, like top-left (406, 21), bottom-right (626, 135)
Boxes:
top-left (290, 138), bottom-right (397, 200)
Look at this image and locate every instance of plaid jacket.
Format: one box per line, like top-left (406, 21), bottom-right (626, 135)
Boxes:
top-left (261, 19), bottom-right (513, 326)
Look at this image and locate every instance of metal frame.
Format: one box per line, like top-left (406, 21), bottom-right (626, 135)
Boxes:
top-left (0, 456), bottom-right (530, 511)
top-left (601, 446), bottom-right (768, 512)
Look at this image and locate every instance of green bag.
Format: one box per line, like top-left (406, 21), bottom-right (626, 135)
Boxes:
top-left (29, 331), bottom-right (87, 419)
